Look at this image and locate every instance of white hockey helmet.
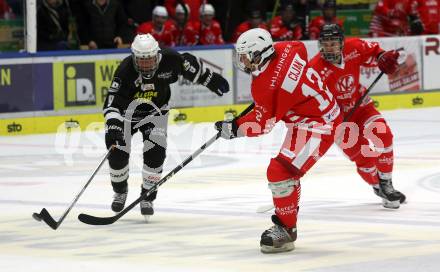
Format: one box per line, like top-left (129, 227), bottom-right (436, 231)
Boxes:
top-left (152, 5), bottom-right (168, 17)
top-left (235, 28), bottom-right (275, 74)
top-left (131, 34), bottom-right (162, 78)
top-left (199, 4), bottom-right (215, 16)
top-left (176, 3), bottom-right (190, 15)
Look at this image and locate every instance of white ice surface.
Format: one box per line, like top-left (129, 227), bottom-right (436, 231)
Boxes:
top-left (0, 107), bottom-right (439, 272)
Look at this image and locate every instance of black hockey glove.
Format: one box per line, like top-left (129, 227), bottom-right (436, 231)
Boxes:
top-left (200, 69), bottom-right (230, 96)
top-left (214, 119), bottom-right (240, 139)
top-left (105, 119), bottom-right (126, 146)
top-left (409, 15), bottom-right (424, 35)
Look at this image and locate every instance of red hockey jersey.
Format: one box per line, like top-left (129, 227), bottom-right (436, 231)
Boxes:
top-left (309, 38), bottom-right (384, 114)
top-left (412, 0), bottom-right (440, 34)
top-left (236, 41), bottom-right (341, 137)
top-left (169, 20), bottom-right (197, 46)
top-left (186, 20), bottom-right (224, 45)
top-left (369, 0), bottom-right (413, 37)
top-left (308, 16), bottom-right (344, 40)
top-left (269, 16), bottom-right (304, 41)
top-left (231, 21), bottom-right (268, 43)
top-left (136, 21), bottom-right (175, 47)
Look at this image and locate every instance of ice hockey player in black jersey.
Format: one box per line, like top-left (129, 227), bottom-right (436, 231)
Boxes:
top-left (103, 34), bottom-right (229, 221)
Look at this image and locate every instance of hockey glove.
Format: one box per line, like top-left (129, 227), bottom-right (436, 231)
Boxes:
top-left (215, 120), bottom-right (240, 139)
top-left (200, 69), bottom-right (230, 96)
top-left (409, 15), bottom-right (424, 35)
top-left (105, 119), bottom-right (126, 146)
top-left (378, 50), bottom-right (400, 74)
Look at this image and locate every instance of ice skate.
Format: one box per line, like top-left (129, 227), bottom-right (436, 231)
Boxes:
top-left (260, 215), bottom-right (297, 253)
top-left (111, 191), bottom-right (127, 213)
top-left (140, 200), bottom-right (154, 222)
top-left (373, 179), bottom-right (405, 209)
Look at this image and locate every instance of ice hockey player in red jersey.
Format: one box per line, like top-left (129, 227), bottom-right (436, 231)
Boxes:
top-left (215, 28), bottom-right (342, 253)
top-left (169, 3), bottom-right (194, 46)
top-left (309, 1), bottom-right (344, 40)
top-left (269, 2), bottom-right (305, 41)
top-left (137, 6), bottom-right (175, 47)
top-left (231, 9), bottom-right (268, 43)
top-left (411, 0), bottom-right (440, 35)
top-left (309, 24), bottom-right (406, 209)
top-left (186, 4), bottom-right (224, 45)
top-left (369, 0), bottom-right (413, 37)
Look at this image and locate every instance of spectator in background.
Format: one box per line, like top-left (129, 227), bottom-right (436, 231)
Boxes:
top-left (37, 0), bottom-right (70, 51)
top-left (137, 6), bottom-right (175, 47)
top-left (164, 0), bottom-right (201, 22)
top-left (0, 0), bottom-right (14, 19)
top-left (187, 4), bottom-right (224, 45)
top-left (122, 0), bottom-right (154, 39)
top-left (170, 3), bottom-right (194, 46)
top-left (309, 1), bottom-right (343, 40)
top-left (411, 0), bottom-right (440, 35)
top-left (3, 0), bottom-right (20, 18)
top-left (231, 9), bottom-right (267, 42)
top-left (369, 0), bottom-right (413, 37)
top-left (270, 2), bottom-right (305, 41)
top-left (77, 0), bottom-right (129, 49)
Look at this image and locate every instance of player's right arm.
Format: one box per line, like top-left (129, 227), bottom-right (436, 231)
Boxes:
top-left (103, 59), bottom-right (131, 146)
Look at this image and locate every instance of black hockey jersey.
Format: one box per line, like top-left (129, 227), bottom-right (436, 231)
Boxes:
top-left (103, 48), bottom-right (205, 122)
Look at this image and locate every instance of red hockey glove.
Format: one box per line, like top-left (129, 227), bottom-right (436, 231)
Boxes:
top-left (378, 50), bottom-right (400, 74)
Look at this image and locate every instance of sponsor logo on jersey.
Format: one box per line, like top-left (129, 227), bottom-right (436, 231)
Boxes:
top-left (63, 63), bottom-right (96, 106)
top-left (254, 104), bottom-right (267, 122)
top-left (275, 203), bottom-right (297, 216)
top-left (157, 71), bottom-right (172, 79)
top-left (134, 75), bottom-right (156, 91)
top-left (109, 78), bottom-right (121, 93)
top-left (344, 50), bottom-right (360, 62)
top-left (270, 43), bottom-right (292, 88)
top-left (323, 102), bottom-right (340, 123)
top-left (336, 74), bottom-right (355, 94)
top-left (378, 157), bottom-right (393, 165)
top-left (281, 53), bottom-right (306, 93)
top-left (142, 83), bottom-right (155, 91)
top-left (134, 91), bottom-right (158, 101)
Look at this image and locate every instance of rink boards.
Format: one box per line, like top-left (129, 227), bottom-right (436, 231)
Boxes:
top-left (1, 90), bottom-right (440, 136)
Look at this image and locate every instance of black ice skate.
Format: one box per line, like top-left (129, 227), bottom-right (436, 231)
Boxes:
top-left (260, 215), bottom-right (297, 253)
top-left (373, 179), bottom-right (405, 209)
top-left (140, 200), bottom-right (154, 222)
top-left (111, 192), bottom-right (127, 212)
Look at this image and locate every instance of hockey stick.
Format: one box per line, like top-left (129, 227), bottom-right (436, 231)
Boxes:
top-left (78, 103), bottom-right (255, 225)
top-left (32, 147), bottom-right (113, 229)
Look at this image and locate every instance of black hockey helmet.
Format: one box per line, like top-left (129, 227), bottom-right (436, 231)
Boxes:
top-left (319, 24), bottom-right (344, 63)
top-left (323, 0), bottom-right (336, 9)
top-left (322, 0), bottom-right (337, 20)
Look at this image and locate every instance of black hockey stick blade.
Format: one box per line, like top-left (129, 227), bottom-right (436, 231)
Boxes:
top-left (38, 208), bottom-right (59, 230)
top-left (32, 212), bottom-right (42, 221)
top-left (78, 194), bottom-right (143, 225)
top-left (78, 213), bottom-right (119, 225)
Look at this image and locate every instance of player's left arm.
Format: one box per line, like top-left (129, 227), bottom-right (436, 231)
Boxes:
top-left (179, 52), bottom-right (230, 96)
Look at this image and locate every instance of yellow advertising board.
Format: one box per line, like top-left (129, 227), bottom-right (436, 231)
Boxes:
top-left (53, 60), bottom-right (121, 111)
top-left (1, 91), bottom-right (439, 136)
